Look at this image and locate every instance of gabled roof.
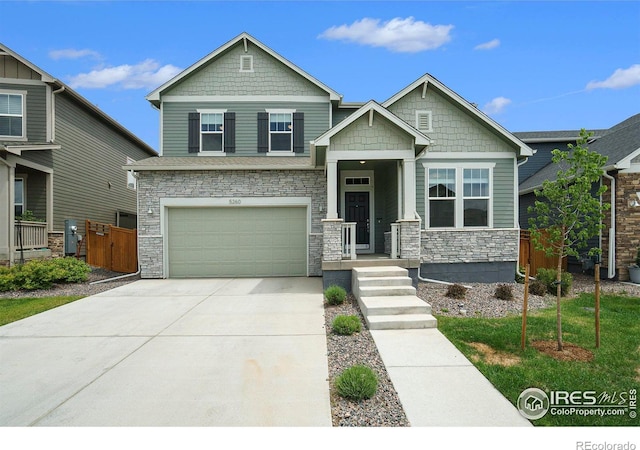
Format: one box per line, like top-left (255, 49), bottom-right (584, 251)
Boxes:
top-left (146, 32), bottom-right (342, 106)
top-left (383, 73), bottom-right (533, 158)
top-left (312, 100), bottom-right (432, 148)
top-left (519, 113), bottom-right (640, 193)
top-left (0, 43), bottom-right (157, 157)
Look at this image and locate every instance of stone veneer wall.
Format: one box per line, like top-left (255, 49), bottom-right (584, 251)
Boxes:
top-left (615, 173), bottom-right (640, 280)
top-left (48, 231), bottom-right (64, 258)
top-left (137, 169), bottom-right (326, 278)
top-left (421, 229), bottom-right (519, 264)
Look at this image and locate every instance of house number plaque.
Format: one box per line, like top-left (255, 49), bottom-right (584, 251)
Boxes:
top-left (229, 199), bottom-right (241, 205)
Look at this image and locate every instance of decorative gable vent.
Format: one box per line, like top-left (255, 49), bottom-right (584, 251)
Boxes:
top-left (240, 55), bottom-right (253, 72)
top-left (416, 110), bottom-right (432, 133)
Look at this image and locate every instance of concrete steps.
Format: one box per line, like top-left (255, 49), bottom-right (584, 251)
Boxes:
top-left (352, 267), bottom-right (437, 330)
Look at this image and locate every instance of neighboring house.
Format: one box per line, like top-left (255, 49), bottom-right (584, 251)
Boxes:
top-left (0, 43), bottom-right (157, 265)
top-left (517, 114), bottom-right (640, 281)
top-left (129, 32), bottom-right (533, 289)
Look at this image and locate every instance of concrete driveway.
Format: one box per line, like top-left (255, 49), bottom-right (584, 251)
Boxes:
top-left (0, 278), bottom-right (331, 426)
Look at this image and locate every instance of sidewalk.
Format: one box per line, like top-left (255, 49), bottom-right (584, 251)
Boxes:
top-left (370, 328), bottom-right (532, 426)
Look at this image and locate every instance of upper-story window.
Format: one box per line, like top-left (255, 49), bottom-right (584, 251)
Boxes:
top-left (269, 112), bottom-right (293, 152)
top-left (0, 92), bottom-right (25, 139)
top-left (426, 164), bottom-right (493, 228)
top-left (201, 112), bottom-right (224, 152)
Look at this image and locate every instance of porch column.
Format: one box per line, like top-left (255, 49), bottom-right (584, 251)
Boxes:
top-left (403, 158), bottom-right (416, 219)
top-left (46, 172), bottom-right (53, 232)
top-left (326, 161), bottom-right (338, 219)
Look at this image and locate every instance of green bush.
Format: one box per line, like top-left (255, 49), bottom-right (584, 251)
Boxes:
top-left (335, 365), bottom-right (378, 401)
top-left (494, 284), bottom-right (514, 300)
top-left (535, 268), bottom-right (573, 297)
top-left (324, 285), bottom-right (347, 306)
top-left (446, 283), bottom-right (467, 299)
top-left (332, 315), bottom-right (362, 335)
top-left (0, 258), bottom-right (91, 292)
top-left (529, 279), bottom-right (548, 297)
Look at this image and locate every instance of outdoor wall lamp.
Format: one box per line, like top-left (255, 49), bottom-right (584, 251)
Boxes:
top-left (629, 192), bottom-right (640, 208)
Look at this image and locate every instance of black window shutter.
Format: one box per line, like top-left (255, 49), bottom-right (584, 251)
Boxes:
top-left (188, 112), bottom-right (200, 153)
top-left (257, 112), bottom-right (269, 153)
top-left (293, 112), bottom-right (304, 153)
top-left (224, 112), bottom-right (235, 153)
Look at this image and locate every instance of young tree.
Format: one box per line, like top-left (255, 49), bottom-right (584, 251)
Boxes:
top-left (528, 129), bottom-right (609, 351)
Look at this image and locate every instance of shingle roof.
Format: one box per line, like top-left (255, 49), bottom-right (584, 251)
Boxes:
top-left (519, 113), bottom-right (640, 193)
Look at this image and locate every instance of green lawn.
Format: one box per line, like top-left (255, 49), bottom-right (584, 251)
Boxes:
top-left (0, 295), bottom-right (85, 326)
top-left (437, 293), bottom-right (640, 426)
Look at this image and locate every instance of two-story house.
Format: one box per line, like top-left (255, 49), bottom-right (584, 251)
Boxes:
top-left (129, 33), bottom-right (533, 290)
top-left (0, 43), bottom-right (157, 266)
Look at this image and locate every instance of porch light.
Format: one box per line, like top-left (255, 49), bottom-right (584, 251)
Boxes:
top-left (359, 161), bottom-right (365, 164)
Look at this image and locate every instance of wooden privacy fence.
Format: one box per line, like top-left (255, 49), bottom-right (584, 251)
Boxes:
top-left (86, 220), bottom-right (138, 273)
top-left (519, 229), bottom-right (567, 275)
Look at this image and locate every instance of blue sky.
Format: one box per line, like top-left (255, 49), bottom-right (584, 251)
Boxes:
top-left (1, 0), bottom-right (639, 152)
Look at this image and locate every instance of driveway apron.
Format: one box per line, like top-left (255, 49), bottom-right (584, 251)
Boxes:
top-left (0, 278), bottom-right (331, 426)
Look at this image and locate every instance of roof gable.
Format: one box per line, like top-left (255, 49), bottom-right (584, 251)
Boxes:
top-left (383, 73), bottom-right (533, 157)
top-left (147, 33), bottom-right (341, 105)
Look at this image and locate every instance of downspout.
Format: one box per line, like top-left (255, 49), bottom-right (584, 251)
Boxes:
top-left (602, 172), bottom-right (616, 279)
top-left (51, 84), bottom-right (65, 142)
top-left (516, 157), bottom-right (533, 280)
top-left (414, 211), bottom-right (471, 288)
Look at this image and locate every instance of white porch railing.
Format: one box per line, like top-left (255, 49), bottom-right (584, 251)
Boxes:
top-left (390, 223), bottom-right (400, 259)
top-left (14, 221), bottom-right (48, 250)
top-left (341, 222), bottom-right (357, 260)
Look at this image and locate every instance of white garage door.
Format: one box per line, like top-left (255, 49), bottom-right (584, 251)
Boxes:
top-left (167, 206), bottom-right (307, 278)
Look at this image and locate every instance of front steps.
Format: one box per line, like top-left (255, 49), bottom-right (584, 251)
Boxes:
top-left (352, 267), bottom-right (437, 330)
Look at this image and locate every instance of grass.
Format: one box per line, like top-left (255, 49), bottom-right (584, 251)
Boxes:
top-left (437, 293), bottom-right (640, 426)
top-left (0, 295), bottom-right (85, 326)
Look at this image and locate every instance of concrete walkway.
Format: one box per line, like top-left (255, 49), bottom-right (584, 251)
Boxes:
top-left (371, 328), bottom-right (532, 426)
top-left (0, 278), bottom-right (331, 426)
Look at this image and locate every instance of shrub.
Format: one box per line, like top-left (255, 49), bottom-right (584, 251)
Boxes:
top-left (335, 365), bottom-right (378, 401)
top-left (529, 279), bottom-right (548, 297)
top-left (535, 268), bottom-right (573, 297)
top-left (494, 284), bottom-right (514, 300)
top-left (0, 258), bottom-right (91, 292)
top-left (324, 285), bottom-right (347, 306)
top-left (332, 315), bottom-right (362, 335)
top-left (446, 283), bottom-right (467, 299)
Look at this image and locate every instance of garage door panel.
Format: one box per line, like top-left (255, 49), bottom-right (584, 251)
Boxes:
top-left (168, 206), bottom-right (307, 278)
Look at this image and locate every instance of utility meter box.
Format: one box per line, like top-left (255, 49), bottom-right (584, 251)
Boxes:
top-left (64, 219), bottom-right (78, 255)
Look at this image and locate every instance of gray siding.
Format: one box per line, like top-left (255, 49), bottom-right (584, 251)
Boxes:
top-left (518, 141), bottom-right (572, 184)
top-left (417, 157), bottom-right (515, 228)
top-left (329, 114), bottom-right (413, 151)
top-left (21, 93), bottom-right (154, 237)
top-left (164, 41), bottom-right (328, 97)
top-left (0, 82), bottom-right (47, 143)
top-left (0, 55), bottom-right (41, 80)
top-left (332, 106), bottom-right (358, 126)
top-left (388, 86), bottom-right (518, 154)
top-left (162, 101), bottom-right (329, 156)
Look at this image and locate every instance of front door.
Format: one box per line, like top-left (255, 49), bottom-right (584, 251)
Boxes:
top-left (345, 192), bottom-right (370, 250)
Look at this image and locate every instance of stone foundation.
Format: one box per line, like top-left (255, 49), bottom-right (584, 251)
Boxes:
top-left (48, 231), bottom-right (64, 258)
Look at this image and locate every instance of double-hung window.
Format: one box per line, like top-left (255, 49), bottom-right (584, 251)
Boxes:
top-left (14, 177), bottom-right (24, 217)
top-left (0, 92), bottom-right (25, 139)
top-left (426, 164), bottom-right (493, 228)
top-left (269, 111), bottom-right (293, 152)
top-left (200, 112), bottom-right (224, 152)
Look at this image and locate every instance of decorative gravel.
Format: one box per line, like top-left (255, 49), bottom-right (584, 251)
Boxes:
top-left (324, 295), bottom-right (409, 427)
top-left (418, 273), bottom-right (640, 319)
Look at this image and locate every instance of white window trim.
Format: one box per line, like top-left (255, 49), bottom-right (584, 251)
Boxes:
top-left (197, 109), bottom-right (226, 154)
top-left (14, 176), bottom-right (26, 216)
top-left (415, 110), bottom-right (432, 133)
top-left (266, 109), bottom-right (295, 153)
top-left (424, 162), bottom-right (495, 229)
top-left (126, 157), bottom-right (137, 190)
top-left (0, 90), bottom-right (27, 140)
top-left (239, 55), bottom-right (254, 72)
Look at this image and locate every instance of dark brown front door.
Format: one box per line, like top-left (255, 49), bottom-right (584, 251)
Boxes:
top-left (345, 192), bottom-right (370, 248)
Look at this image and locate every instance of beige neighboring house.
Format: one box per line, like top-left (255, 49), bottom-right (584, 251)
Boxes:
top-left (0, 43), bottom-right (157, 266)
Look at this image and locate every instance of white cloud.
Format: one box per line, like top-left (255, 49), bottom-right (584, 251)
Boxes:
top-left (68, 59), bottom-right (182, 90)
top-left (482, 97), bottom-right (511, 115)
top-left (49, 48), bottom-right (102, 60)
top-left (319, 17), bottom-right (453, 53)
top-left (474, 39), bottom-right (500, 51)
top-left (586, 64), bottom-right (640, 90)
